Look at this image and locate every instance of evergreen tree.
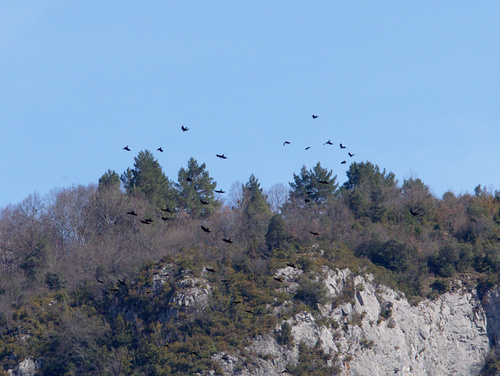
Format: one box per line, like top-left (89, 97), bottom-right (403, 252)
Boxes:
top-left (98, 170), bottom-right (121, 192)
top-left (289, 162), bottom-right (338, 205)
top-left (176, 157), bottom-right (218, 218)
top-left (341, 161), bottom-right (399, 222)
top-left (120, 150), bottom-right (177, 209)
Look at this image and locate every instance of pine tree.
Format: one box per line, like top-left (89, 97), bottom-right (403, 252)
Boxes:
top-left (289, 162), bottom-right (338, 205)
top-left (176, 157), bottom-right (218, 218)
top-left (120, 150), bottom-right (177, 209)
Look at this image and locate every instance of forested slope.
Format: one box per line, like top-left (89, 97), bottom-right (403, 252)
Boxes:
top-left (1, 151), bottom-right (499, 375)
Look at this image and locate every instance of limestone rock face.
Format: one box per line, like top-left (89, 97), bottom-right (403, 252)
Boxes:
top-left (215, 268), bottom-right (497, 376)
top-left (7, 357), bottom-right (40, 376)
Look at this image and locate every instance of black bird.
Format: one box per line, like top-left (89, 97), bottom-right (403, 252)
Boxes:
top-left (221, 279), bottom-right (229, 283)
top-left (216, 154), bottom-right (227, 159)
top-left (201, 226), bottom-right (211, 233)
top-left (157, 147), bottom-right (163, 152)
top-left (96, 278), bottom-right (105, 284)
top-left (161, 207), bottom-right (173, 213)
top-left (231, 300), bottom-right (242, 305)
top-left (222, 238), bottom-right (233, 244)
top-left (340, 143), bottom-right (346, 149)
top-left (200, 199), bottom-right (210, 205)
top-left (283, 141), bottom-right (290, 146)
top-left (318, 180), bottom-right (329, 184)
top-left (312, 114), bottom-right (319, 119)
top-left (305, 198), bottom-right (310, 203)
top-left (181, 126), bottom-right (189, 132)
top-left (410, 208), bottom-right (421, 217)
top-left (341, 160), bottom-right (347, 164)
top-left (186, 176), bottom-right (192, 182)
top-left (305, 146), bottom-right (311, 150)
top-left (324, 140), bottom-right (333, 145)
top-left (191, 351), bottom-right (200, 357)
top-left (163, 343), bottom-right (170, 348)
top-left (145, 218), bottom-right (153, 223)
top-left (161, 216), bottom-right (172, 221)
top-left (127, 210), bottom-right (138, 216)
top-left (123, 145), bottom-right (131, 151)
top-left (141, 219), bottom-right (152, 224)
top-left (206, 267), bottom-right (216, 273)
top-left (245, 310), bottom-right (254, 314)
top-left (274, 277), bottom-right (284, 283)
top-left (310, 231), bottom-right (320, 236)
top-left (286, 263), bottom-right (297, 269)
top-left (348, 152), bottom-right (355, 157)
top-left (117, 278), bottom-right (127, 286)
top-left (215, 189), bottom-right (225, 194)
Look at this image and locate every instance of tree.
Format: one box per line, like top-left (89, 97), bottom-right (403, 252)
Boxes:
top-left (265, 214), bottom-right (288, 254)
top-left (176, 158), bottom-right (218, 218)
top-left (289, 162), bottom-right (338, 206)
top-left (341, 161), bottom-right (399, 222)
top-left (98, 170), bottom-right (121, 192)
top-left (121, 150), bottom-right (177, 209)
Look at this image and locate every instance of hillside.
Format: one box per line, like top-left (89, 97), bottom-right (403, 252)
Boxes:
top-left (1, 154), bottom-right (500, 375)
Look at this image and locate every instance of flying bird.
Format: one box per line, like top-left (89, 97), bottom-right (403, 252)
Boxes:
top-left (305, 146), bottom-right (311, 150)
top-left (186, 177), bottom-right (193, 182)
top-left (161, 216), bottom-right (172, 221)
top-left (206, 267), bottom-right (216, 273)
top-left (283, 141), bottom-right (290, 146)
top-left (305, 198), bottom-right (310, 203)
top-left (123, 145), bottom-right (131, 151)
top-left (141, 219), bottom-right (153, 224)
top-left (161, 207), bottom-right (173, 213)
top-left (181, 126), bottom-right (189, 132)
top-left (216, 154), bottom-right (227, 159)
top-left (201, 226), bottom-right (211, 233)
top-left (410, 208), bottom-right (421, 217)
top-left (341, 160), bottom-right (347, 164)
top-left (312, 114), bottom-right (319, 119)
top-left (348, 152), bottom-right (355, 157)
top-left (157, 147), bottom-right (163, 152)
top-left (310, 231), bottom-right (320, 236)
top-left (222, 238), bottom-right (233, 244)
top-left (340, 143), bottom-right (346, 149)
top-left (215, 189), bottom-right (225, 194)
top-left (324, 140), bottom-right (333, 145)
top-left (274, 277), bottom-right (284, 283)
top-left (200, 199), bottom-right (210, 205)
top-left (96, 278), bottom-right (105, 284)
top-left (117, 279), bottom-right (127, 286)
top-left (127, 210), bottom-right (138, 216)
top-left (109, 287), bottom-right (120, 292)
top-left (318, 180), bottom-right (329, 184)
top-left (286, 263), bottom-right (297, 269)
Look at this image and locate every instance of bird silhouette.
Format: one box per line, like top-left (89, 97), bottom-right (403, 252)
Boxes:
top-left (201, 226), bottom-right (211, 233)
top-left (186, 177), bottom-right (192, 182)
top-left (274, 277), bottom-right (284, 283)
top-left (161, 216), bottom-right (172, 221)
top-left (324, 140), bottom-right (333, 145)
top-left (157, 147), bottom-right (163, 152)
top-left (222, 238), bottom-right (233, 244)
top-left (200, 199), bottom-right (210, 205)
top-left (127, 210), bottom-right (138, 216)
top-left (117, 278), bottom-right (127, 286)
top-left (215, 189), bottom-right (225, 194)
top-left (216, 154), bottom-right (227, 159)
top-left (341, 160), bottom-right (347, 164)
top-left (206, 267), bottom-right (216, 273)
top-left (305, 198), bottom-right (311, 203)
top-left (310, 231), bottom-right (320, 236)
top-left (161, 207), bottom-right (173, 213)
top-left (109, 287), bottom-right (120, 292)
top-left (286, 263), bottom-right (297, 268)
top-left (141, 218), bottom-right (153, 224)
top-left (283, 141), bottom-right (290, 146)
top-left (305, 146), bottom-right (311, 150)
top-left (96, 278), bottom-right (105, 284)
top-left (340, 143), bottom-right (346, 149)
top-left (123, 145), bottom-right (131, 151)
top-left (181, 126), bottom-right (189, 131)
top-left (348, 152), bottom-right (355, 157)
top-left (318, 180), bottom-right (329, 184)
top-left (312, 114), bottom-right (319, 119)
top-left (410, 208), bottom-right (421, 217)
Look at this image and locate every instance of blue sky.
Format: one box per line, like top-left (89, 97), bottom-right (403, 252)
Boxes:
top-left (1, 2), bottom-right (499, 208)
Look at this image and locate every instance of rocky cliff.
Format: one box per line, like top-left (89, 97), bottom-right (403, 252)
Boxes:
top-left (213, 268), bottom-right (498, 376)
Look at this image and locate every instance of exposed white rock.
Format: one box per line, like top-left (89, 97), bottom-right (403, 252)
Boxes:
top-left (7, 357), bottom-right (40, 376)
top-left (215, 268), bottom-right (496, 376)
